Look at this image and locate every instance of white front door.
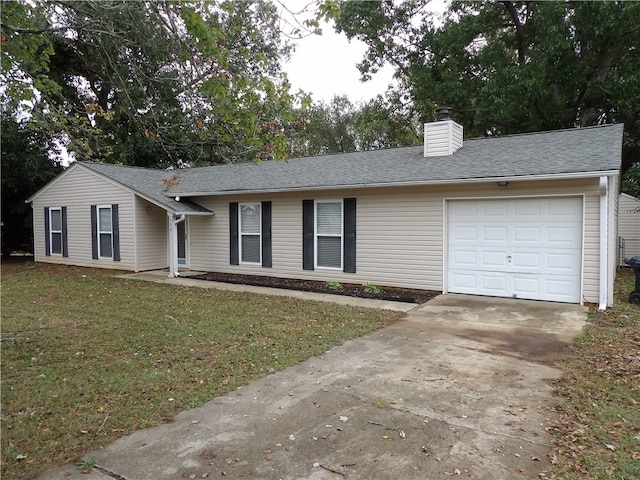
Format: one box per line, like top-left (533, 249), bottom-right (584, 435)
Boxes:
top-left (447, 197), bottom-right (583, 303)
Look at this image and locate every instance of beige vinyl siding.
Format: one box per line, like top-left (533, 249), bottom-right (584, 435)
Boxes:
top-left (31, 166), bottom-right (136, 270)
top-left (618, 193), bottom-right (640, 266)
top-left (134, 198), bottom-right (169, 271)
top-left (607, 178), bottom-right (619, 304)
top-left (582, 193), bottom-right (601, 303)
top-left (618, 194), bottom-right (640, 240)
top-left (187, 177), bottom-right (604, 304)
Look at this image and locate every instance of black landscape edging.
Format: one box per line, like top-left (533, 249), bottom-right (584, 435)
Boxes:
top-left (190, 273), bottom-right (437, 304)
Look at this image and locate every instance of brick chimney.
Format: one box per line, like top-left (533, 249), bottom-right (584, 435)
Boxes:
top-left (424, 107), bottom-right (463, 157)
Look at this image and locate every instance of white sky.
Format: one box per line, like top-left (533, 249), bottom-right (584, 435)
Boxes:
top-left (282, 0), bottom-right (448, 105)
top-left (284, 27), bottom-right (396, 104)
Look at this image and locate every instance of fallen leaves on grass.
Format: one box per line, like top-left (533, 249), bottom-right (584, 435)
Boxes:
top-left (550, 269), bottom-right (640, 479)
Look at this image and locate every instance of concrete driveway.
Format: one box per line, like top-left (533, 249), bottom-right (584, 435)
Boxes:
top-left (36, 293), bottom-right (586, 480)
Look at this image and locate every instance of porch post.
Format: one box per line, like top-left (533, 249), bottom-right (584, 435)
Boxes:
top-left (168, 213), bottom-right (186, 278)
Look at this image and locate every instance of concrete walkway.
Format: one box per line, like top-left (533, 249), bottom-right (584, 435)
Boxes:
top-left (116, 270), bottom-right (417, 312)
top-left (35, 276), bottom-right (587, 480)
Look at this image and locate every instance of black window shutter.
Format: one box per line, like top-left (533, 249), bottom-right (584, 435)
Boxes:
top-left (90, 205), bottom-right (98, 259)
top-left (44, 207), bottom-right (51, 256)
top-left (61, 206), bottom-right (68, 257)
top-left (261, 201), bottom-right (272, 268)
top-left (302, 199), bottom-right (314, 270)
top-left (111, 204), bottom-right (120, 261)
top-left (229, 202), bottom-right (239, 265)
top-left (343, 198), bottom-right (356, 273)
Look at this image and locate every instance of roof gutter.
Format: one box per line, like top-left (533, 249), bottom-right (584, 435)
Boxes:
top-left (166, 170), bottom-right (620, 198)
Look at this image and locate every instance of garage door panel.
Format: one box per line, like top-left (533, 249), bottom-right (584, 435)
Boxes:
top-left (483, 202), bottom-right (509, 216)
top-left (548, 201), bottom-right (582, 217)
top-left (481, 274), bottom-right (508, 294)
top-left (483, 226), bottom-right (508, 241)
top-left (547, 225), bottom-right (582, 245)
top-left (451, 249), bottom-right (477, 267)
top-left (450, 272), bottom-right (478, 290)
top-left (512, 276), bottom-right (540, 296)
top-left (512, 252), bottom-right (539, 269)
top-left (514, 226), bottom-right (541, 243)
top-left (448, 197), bottom-right (582, 303)
top-left (450, 202), bottom-right (479, 218)
top-left (452, 225), bottom-right (478, 242)
top-left (451, 271), bottom-right (511, 296)
top-left (514, 200), bottom-right (542, 217)
top-left (546, 279), bottom-right (580, 300)
top-left (482, 251), bottom-right (507, 268)
top-left (546, 252), bottom-right (579, 272)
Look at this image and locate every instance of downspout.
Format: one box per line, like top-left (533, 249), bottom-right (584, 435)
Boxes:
top-left (599, 176), bottom-right (608, 310)
top-left (168, 213), bottom-right (186, 278)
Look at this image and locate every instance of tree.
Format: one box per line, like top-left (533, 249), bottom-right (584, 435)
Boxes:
top-left (352, 93), bottom-right (420, 150)
top-left (289, 95), bottom-right (357, 156)
top-left (288, 94), bottom-right (420, 157)
top-left (1, 112), bottom-right (64, 255)
top-left (329, 0), bottom-right (640, 175)
top-left (1, 0), bottom-right (309, 167)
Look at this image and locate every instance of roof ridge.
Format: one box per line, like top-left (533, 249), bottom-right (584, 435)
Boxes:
top-left (462, 123), bottom-right (621, 143)
top-left (78, 161), bottom-right (174, 174)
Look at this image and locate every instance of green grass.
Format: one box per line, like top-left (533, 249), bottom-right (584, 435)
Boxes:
top-left (1, 261), bottom-right (402, 479)
top-left (551, 268), bottom-right (640, 479)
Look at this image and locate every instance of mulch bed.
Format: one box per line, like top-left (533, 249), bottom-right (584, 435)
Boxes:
top-left (190, 272), bottom-right (438, 304)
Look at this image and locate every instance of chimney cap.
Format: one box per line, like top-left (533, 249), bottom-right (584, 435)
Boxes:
top-left (435, 107), bottom-right (452, 121)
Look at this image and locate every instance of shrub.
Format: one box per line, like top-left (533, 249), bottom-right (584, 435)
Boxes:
top-left (363, 283), bottom-right (382, 295)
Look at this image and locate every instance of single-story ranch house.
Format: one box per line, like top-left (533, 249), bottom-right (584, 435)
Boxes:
top-left (28, 118), bottom-right (624, 309)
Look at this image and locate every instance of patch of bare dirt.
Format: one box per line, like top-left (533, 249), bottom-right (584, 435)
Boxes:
top-left (190, 272), bottom-right (438, 304)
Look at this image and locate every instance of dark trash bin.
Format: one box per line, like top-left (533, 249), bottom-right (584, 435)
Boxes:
top-left (624, 256), bottom-right (640, 304)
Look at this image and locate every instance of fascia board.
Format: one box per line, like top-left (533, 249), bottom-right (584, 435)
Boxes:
top-left (174, 210), bottom-right (214, 216)
top-left (165, 170), bottom-right (620, 198)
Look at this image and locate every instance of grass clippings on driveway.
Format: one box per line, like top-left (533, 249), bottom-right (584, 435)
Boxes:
top-left (1, 261), bottom-right (403, 480)
top-left (552, 268), bottom-right (640, 479)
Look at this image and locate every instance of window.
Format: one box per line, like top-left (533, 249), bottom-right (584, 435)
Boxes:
top-left (303, 198), bottom-right (356, 272)
top-left (44, 206), bottom-right (67, 257)
top-left (49, 208), bottom-right (63, 254)
top-left (91, 204), bottom-right (120, 261)
top-left (240, 203), bottom-right (261, 264)
top-left (316, 201), bottom-right (343, 269)
top-left (229, 201), bottom-right (272, 267)
top-left (97, 206), bottom-right (113, 258)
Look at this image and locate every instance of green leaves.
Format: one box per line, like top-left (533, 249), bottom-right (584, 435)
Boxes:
top-left (331, 0), bottom-right (640, 174)
top-left (2, 0), bottom-right (307, 166)
top-left (287, 94), bottom-right (420, 157)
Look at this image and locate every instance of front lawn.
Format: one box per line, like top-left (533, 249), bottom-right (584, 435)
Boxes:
top-left (552, 268), bottom-right (640, 479)
top-left (1, 261), bottom-right (402, 479)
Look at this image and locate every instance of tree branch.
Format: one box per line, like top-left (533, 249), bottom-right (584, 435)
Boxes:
top-left (501, 1), bottom-right (526, 64)
top-left (0, 23), bottom-right (65, 34)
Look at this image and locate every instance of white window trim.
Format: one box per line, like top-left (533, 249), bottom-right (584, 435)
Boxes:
top-left (315, 199), bottom-right (343, 270)
top-left (239, 202), bottom-right (262, 265)
top-left (49, 207), bottom-right (63, 255)
top-left (97, 205), bottom-right (113, 259)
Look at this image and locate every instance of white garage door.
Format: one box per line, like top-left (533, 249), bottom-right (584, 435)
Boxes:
top-left (447, 197), bottom-right (583, 303)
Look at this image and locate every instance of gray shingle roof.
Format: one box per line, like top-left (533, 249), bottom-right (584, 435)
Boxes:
top-left (79, 162), bottom-right (212, 215)
top-left (168, 124), bottom-right (623, 196)
top-left (79, 124), bottom-right (623, 206)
